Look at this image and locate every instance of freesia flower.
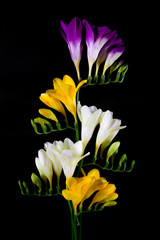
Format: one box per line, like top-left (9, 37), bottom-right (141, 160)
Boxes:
top-left (40, 93), bottom-right (67, 120)
top-left (82, 19), bottom-right (114, 77)
top-left (77, 101), bottom-right (102, 150)
top-left (62, 176), bottom-right (93, 214)
top-left (44, 142), bottom-right (63, 186)
top-left (35, 149), bottom-right (53, 189)
top-left (62, 168), bottom-right (116, 213)
top-left (39, 108), bottom-right (58, 122)
top-left (81, 169), bottom-right (108, 205)
top-left (102, 45), bottom-right (125, 76)
top-left (60, 17), bottom-right (83, 79)
top-left (89, 183), bottom-right (118, 208)
top-left (95, 110), bottom-right (126, 157)
top-left (45, 138), bottom-right (90, 179)
top-left (95, 33), bottom-right (124, 76)
top-left (46, 75), bottom-right (87, 122)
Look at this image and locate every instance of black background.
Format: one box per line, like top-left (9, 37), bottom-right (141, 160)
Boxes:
top-left (1, 3), bottom-right (144, 240)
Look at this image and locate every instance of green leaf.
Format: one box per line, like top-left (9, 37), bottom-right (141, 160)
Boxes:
top-left (106, 142), bottom-right (120, 162)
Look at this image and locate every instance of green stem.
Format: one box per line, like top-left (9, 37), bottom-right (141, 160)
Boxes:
top-left (79, 211), bottom-right (82, 240)
top-left (75, 121), bottom-right (79, 142)
top-left (68, 201), bottom-right (74, 240)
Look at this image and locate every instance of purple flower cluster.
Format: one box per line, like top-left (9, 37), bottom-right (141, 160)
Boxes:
top-left (60, 17), bottom-right (125, 79)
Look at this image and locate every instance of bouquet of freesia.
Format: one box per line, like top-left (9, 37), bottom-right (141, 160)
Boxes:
top-left (18, 17), bottom-right (135, 240)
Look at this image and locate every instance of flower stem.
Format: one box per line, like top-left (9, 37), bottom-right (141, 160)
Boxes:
top-left (74, 121), bottom-right (79, 142)
top-left (68, 201), bottom-right (79, 240)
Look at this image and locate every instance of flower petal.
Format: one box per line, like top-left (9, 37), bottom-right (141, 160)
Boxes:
top-left (66, 177), bottom-right (78, 189)
top-left (40, 93), bottom-right (67, 119)
top-left (63, 75), bottom-right (76, 88)
top-left (82, 19), bottom-right (94, 46)
top-left (67, 17), bottom-right (82, 45)
top-left (39, 108), bottom-right (58, 122)
top-left (76, 80), bottom-right (87, 92)
top-left (62, 189), bottom-right (74, 200)
top-left (60, 21), bottom-right (68, 42)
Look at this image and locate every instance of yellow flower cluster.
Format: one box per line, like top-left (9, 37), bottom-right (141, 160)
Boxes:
top-left (62, 169), bottom-right (118, 214)
top-left (39, 75), bottom-right (87, 122)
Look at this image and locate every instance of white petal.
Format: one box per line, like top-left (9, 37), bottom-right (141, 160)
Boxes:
top-left (37, 149), bottom-right (53, 186)
top-left (82, 109), bottom-right (102, 149)
top-left (71, 140), bottom-right (83, 156)
top-left (81, 105), bottom-right (93, 124)
top-left (35, 157), bottom-right (47, 182)
top-left (64, 138), bottom-right (74, 149)
top-left (46, 147), bottom-right (62, 178)
top-left (77, 101), bottom-right (82, 122)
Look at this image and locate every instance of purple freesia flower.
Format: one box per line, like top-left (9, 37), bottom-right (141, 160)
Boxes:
top-left (60, 17), bottom-right (83, 79)
top-left (82, 19), bottom-right (115, 77)
top-left (96, 34), bottom-right (125, 75)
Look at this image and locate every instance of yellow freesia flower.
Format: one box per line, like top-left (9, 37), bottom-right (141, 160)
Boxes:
top-left (40, 93), bottom-right (67, 120)
top-left (62, 169), bottom-right (109, 214)
top-left (46, 75), bottom-right (87, 122)
top-left (39, 108), bottom-right (58, 122)
top-left (81, 169), bottom-right (108, 205)
top-left (62, 176), bottom-right (93, 214)
top-left (89, 183), bottom-right (118, 208)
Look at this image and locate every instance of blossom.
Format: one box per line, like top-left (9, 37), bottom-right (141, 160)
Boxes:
top-left (77, 101), bottom-right (102, 150)
top-left (102, 45), bottom-right (125, 75)
top-left (45, 138), bottom-right (90, 179)
top-left (40, 93), bottom-right (67, 120)
top-left (62, 175), bottom-right (93, 214)
top-left (81, 169), bottom-right (108, 205)
top-left (82, 19), bottom-right (113, 77)
top-left (89, 183), bottom-right (118, 208)
top-left (46, 75), bottom-right (87, 122)
top-left (95, 110), bottom-right (126, 157)
top-left (60, 17), bottom-right (83, 79)
top-left (95, 32), bottom-right (124, 75)
top-left (39, 108), bottom-right (58, 122)
top-left (35, 149), bottom-right (53, 189)
top-left (62, 168), bottom-right (116, 214)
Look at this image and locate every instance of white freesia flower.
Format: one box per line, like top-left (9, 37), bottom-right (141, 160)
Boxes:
top-left (95, 110), bottom-right (126, 156)
top-left (45, 138), bottom-right (90, 179)
top-left (44, 142), bottom-right (63, 186)
top-left (35, 149), bottom-right (53, 189)
top-left (77, 101), bottom-right (102, 150)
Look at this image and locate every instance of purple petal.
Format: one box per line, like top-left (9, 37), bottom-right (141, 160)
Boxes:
top-left (82, 19), bottom-right (94, 46)
top-left (109, 45), bottom-right (125, 55)
top-left (60, 21), bottom-right (68, 42)
top-left (104, 45), bottom-right (125, 70)
top-left (67, 17), bottom-right (82, 45)
top-left (93, 25), bottom-right (111, 41)
top-left (98, 32), bottom-right (123, 63)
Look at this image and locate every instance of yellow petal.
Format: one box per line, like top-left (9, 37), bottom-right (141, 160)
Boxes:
top-left (81, 179), bottom-right (108, 205)
top-left (89, 184), bottom-right (116, 207)
top-left (53, 78), bottom-right (63, 89)
top-left (101, 193), bottom-right (118, 203)
top-left (87, 169), bottom-right (100, 180)
top-left (48, 87), bottom-right (77, 122)
top-left (40, 93), bottom-right (67, 119)
top-left (76, 80), bottom-right (87, 92)
top-left (66, 177), bottom-right (78, 189)
top-left (39, 108), bottom-right (58, 122)
top-left (103, 201), bottom-right (117, 207)
top-left (63, 75), bottom-right (76, 88)
top-left (62, 189), bottom-right (74, 200)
